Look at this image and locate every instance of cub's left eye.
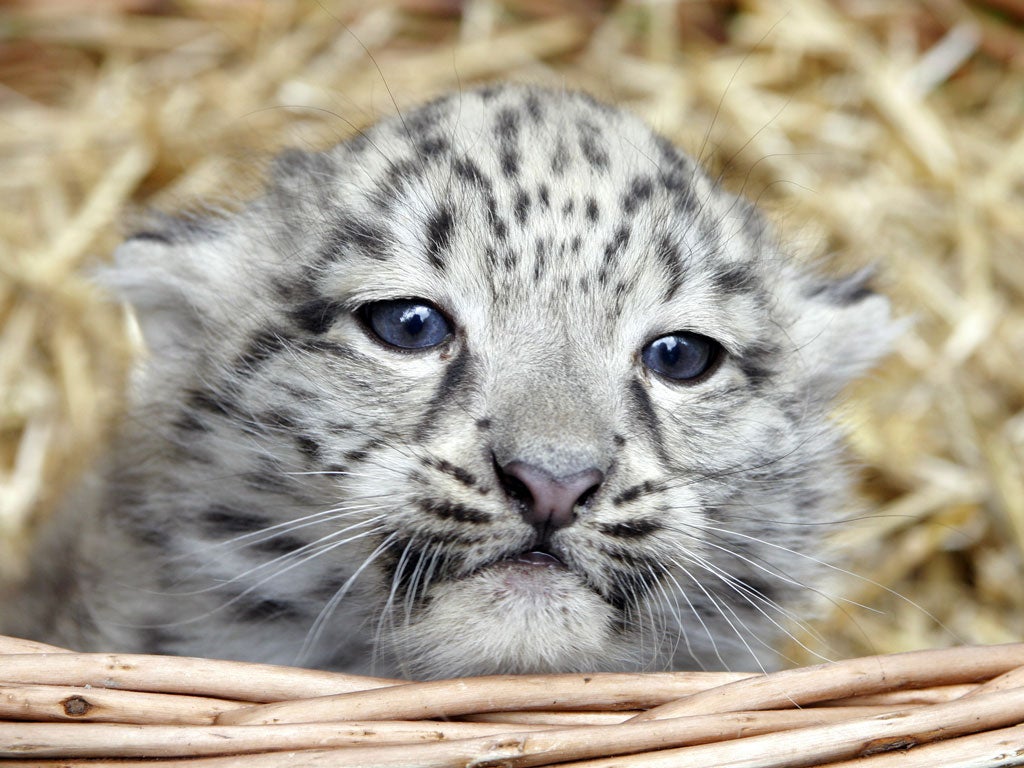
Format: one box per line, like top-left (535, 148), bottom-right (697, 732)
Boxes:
top-left (360, 299), bottom-right (451, 350)
top-left (642, 332), bottom-right (721, 382)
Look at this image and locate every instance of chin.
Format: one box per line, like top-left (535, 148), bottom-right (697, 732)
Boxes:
top-left (384, 560), bottom-right (635, 678)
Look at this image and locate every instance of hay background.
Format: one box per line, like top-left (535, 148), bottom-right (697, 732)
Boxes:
top-left (0, 0), bottom-right (1021, 666)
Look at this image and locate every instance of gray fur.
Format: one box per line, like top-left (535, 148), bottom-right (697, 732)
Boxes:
top-left (0, 85), bottom-right (893, 677)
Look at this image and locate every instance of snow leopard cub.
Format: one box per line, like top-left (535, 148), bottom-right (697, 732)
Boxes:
top-left (2, 84), bottom-right (891, 677)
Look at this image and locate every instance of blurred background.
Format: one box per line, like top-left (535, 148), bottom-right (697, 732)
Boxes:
top-left (0, 0), bottom-right (1021, 665)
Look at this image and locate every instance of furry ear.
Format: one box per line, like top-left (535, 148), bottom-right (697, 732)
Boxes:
top-left (787, 267), bottom-right (899, 400)
top-left (100, 215), bottom-right (236, 359)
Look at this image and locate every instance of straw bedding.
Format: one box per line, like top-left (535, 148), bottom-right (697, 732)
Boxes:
top-left (0, 0), bottom-right (1022, 762)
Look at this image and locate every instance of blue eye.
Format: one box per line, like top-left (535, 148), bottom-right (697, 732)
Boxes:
top-left (641, 332), bottom-right (720, 381)
top-left (361, 300), bottom-right (451, 350)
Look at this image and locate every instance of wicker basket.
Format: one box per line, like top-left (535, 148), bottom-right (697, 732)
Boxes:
top-left (2, 634), bottom-right (1023, 767)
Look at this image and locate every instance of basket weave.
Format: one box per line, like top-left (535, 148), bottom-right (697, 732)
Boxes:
top-left (2, 635), bottom-right (1023, 767)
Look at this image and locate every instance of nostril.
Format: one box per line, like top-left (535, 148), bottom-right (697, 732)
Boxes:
top-left (498, 468), bottom-right (534, 509)
top-left (496, 459), bottom-right (604, 531)
top-left (493, 454), bottom-right (529, 506)
top-left (575, 481), bottom-right (600, 509)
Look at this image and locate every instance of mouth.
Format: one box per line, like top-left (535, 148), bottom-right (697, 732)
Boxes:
top-left (508, 548), bottom-right (566, 569)
top-left (480, 546), bottom-right (579, 599)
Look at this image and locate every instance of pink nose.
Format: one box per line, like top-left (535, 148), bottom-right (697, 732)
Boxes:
top-left (499, 461), bottom-right (604, 531)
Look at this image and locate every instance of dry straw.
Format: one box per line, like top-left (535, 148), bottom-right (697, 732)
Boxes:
top-left (0, 0), bottom-right (1022, 762)
top-left (2, 635), bottom-right (1024, 766)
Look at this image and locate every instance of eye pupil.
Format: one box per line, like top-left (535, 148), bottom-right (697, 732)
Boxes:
top-left (403, 308), bottom-right (426, 336)
top-left (658, 338), bottom-right (681, 367)
top-left (642, 332), bottom-right (719, 381)
top-left (363, 300), bottom-right (450, 350)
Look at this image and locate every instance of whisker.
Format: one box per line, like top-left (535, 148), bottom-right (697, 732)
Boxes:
top-left (675, 550), bottom-right (824, 665)
top-left (168, 516), bottom-right (388, 596)
top-left (123, 525), bottom-right (386, 631)
top-left (692, 521), bottom-right (948, 633)
top-left (171, 501), bottom-right (391, 561)
top-left (655, 561), bottom-right (722, 671)
top-left (296, 531), bottom-right (399, 666)
top-left (669, 557), bottom-right (768, 674)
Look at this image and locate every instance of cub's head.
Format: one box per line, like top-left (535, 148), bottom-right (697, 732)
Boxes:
top-left (108, 85), bottom-right (892, 677)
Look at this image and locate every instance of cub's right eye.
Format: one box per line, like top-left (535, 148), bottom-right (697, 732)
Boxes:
top-left (358, 299), bottom-right (451, 350)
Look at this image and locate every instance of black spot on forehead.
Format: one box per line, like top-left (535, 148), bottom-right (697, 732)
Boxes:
top-left (513, 188), bottom-right (531, 225)
top-left (478, 84), bottom-right (502, 101)
top-left (655, 234), bottom-right (686, 302)
top-left (622, 176), bottom-right (654, 215)
top-left (345, 130), bottom-right (372, 155)
top-left (601, 224), bottom-right (630, 272)
top-left (425, 206), bottom-right (454, 272)
top-left (453, 155), bottom-right (491, 190)
top-left (534, 236), bottom-right (548, 269)
top-left (373, 157), bottom-right (427, 209)
top-left (524, 91), bottom-right (544, 122)
top-left (696, 215), bottom-right (724, 254)
top-left (711, 263), bottom-right (760, 297)
top-left (403, 93), bottom-right (455, 135)
top-left (577, 119), bottom-right (609, 170)
top-left (417, 136), bottom-right (450, 157)
top-left (320, 215), bottom-right (390, 262)
top-left (490, 211), bottom-right (508, 241)
top-left (550, 136), bottom-right (570, 176)
top-left (661, 169), bottom-right (698, 214)
top-left (494, 107), bottom-right (522, 179)
top-left (500, 152), bottom-right (519, 179)
top-left (653, 133), bottom-right (692, 170)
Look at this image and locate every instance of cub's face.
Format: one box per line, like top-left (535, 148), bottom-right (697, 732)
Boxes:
top-left (111, 85), bottom-right (891, 677)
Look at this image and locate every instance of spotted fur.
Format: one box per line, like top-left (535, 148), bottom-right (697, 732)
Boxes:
top-left (0, 85), bottom-right (893, 677)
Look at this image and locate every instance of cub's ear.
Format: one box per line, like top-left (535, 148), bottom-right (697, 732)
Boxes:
top-left (787, 267), bottom-right (900, 400)
top-left (100, 214), bottom-right (237, 359)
